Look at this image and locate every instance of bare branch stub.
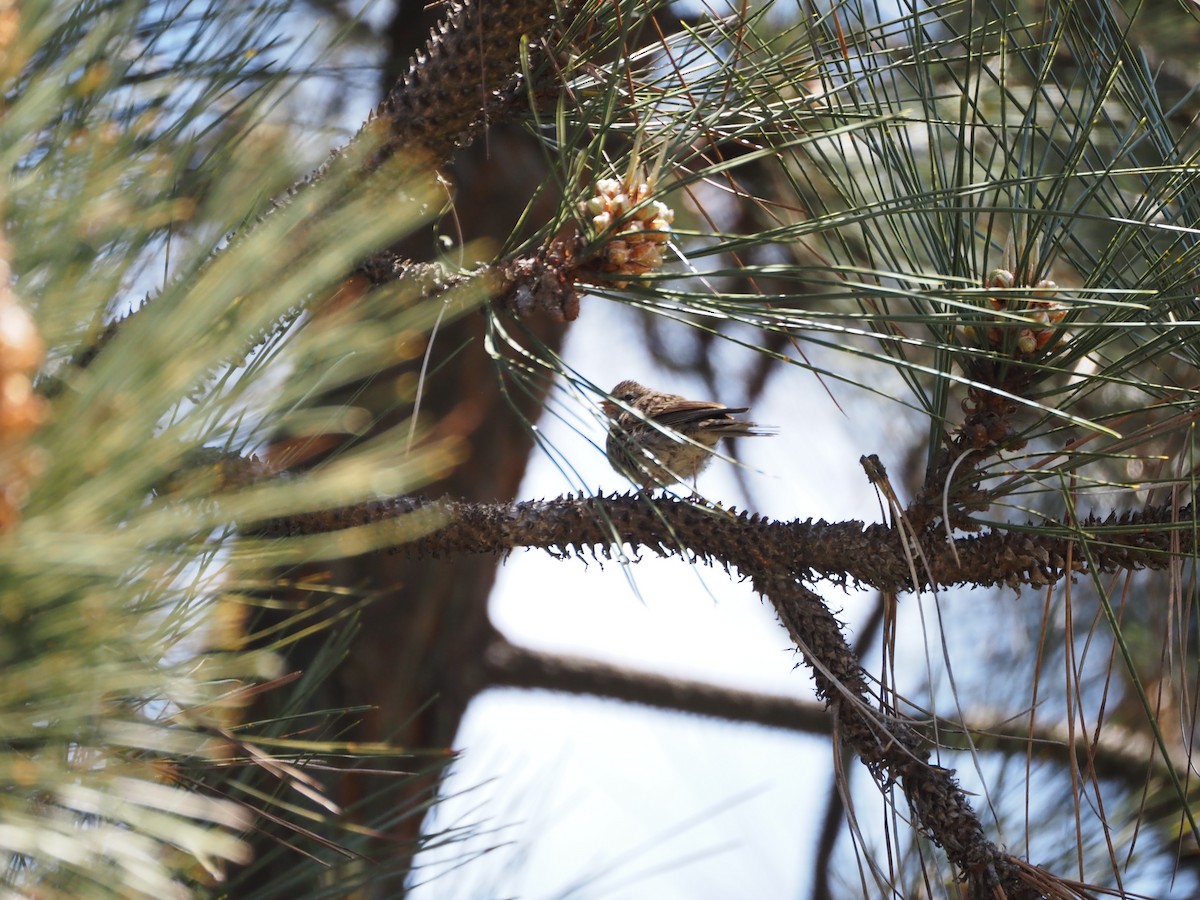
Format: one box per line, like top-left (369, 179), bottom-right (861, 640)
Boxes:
top-left (495, 238), bottom-right (583, 322)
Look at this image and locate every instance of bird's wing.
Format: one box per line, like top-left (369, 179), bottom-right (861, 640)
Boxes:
top-left (652, 401), bottom-right (746, 429)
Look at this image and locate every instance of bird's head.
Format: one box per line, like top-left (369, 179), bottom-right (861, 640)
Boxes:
top-left (602, 380), bottom-right (648, 417)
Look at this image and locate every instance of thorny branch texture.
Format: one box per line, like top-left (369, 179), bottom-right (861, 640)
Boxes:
top-left (366, 0), bottom-right (570, 165)
top-left (266, 492), bottom-right (1192, 593)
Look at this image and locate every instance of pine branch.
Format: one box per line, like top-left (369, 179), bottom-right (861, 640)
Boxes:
top-left (364, 0), bottom-right (569, 166)
top-left (358, 246), bottom-right (583, 322)
top-left (294, 0), bottom-right (577, 193)
top-left (165, 454), bottom-right (1183, 794)
top-left (762, 575), bottom-right (1033, 898)
top-left (484, 639), bottom-right (1191, 802)
top-left (482, 637), bottom-right (833, 733)
top-left (262, 493), bottom-right (1195, 593)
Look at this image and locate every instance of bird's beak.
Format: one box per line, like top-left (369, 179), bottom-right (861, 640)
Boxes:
top-left (601, 400), bottom-right (618, 416)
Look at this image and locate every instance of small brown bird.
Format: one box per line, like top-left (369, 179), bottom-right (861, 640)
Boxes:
top-left (601, 380), bottom-right (771, 489)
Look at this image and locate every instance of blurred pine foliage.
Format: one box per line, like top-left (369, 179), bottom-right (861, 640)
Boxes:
top-left (0, 2), bottom-right (458, 895)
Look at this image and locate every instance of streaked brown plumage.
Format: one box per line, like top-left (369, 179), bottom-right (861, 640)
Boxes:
top-left (601, 380), bottom-right (770, 489)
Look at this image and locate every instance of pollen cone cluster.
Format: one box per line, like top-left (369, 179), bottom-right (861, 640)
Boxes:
top-left (980, 266), bottom-right (1067, 356)
top-left (582, 177), bottom-right (674, 287)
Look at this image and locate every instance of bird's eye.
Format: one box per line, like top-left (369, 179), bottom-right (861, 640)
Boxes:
top-left (620, 393), bottom-right (637, 403)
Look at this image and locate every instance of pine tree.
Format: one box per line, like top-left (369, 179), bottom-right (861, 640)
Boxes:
top-left (5, 0), bottom-right (1200, 897)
